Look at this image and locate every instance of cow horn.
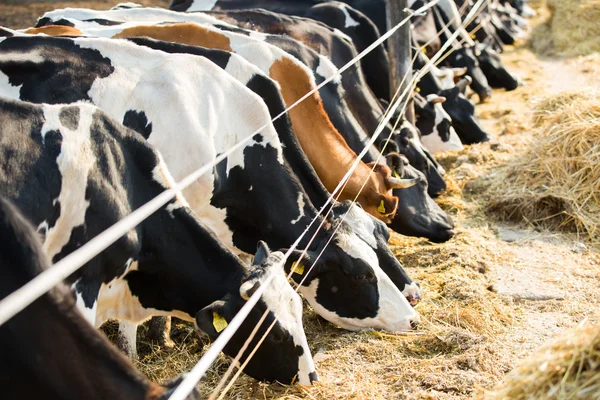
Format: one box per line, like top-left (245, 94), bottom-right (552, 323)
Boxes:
top-left (387, 176), bottom-right (420, 189)
top-left (430, 96), bottom-right (446, 104)
top-left (240, 280), bottom-right (260, 301)
top-left (456, 76), bottom-right (472, 90)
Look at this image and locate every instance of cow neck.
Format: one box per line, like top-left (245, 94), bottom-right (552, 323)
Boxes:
top-left (259, 30), bottom-right (382, 164)
top-left (136, 206), bottom-right (247, 316)
top-left (268, 57), bottom-right (377, 203)
top-left (243, 73), bottom-right (332, 209)
top-left (12, 294), bottom-right (162, 400)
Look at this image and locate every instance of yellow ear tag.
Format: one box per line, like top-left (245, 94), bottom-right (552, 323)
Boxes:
top-left (377, 200), bottom-right (386, 214)
top-left (416, 87), bottom-right (421, 93)
top-left (471, 33), bottom-right (476, 39)
top-left (421, 47), bottom-right (426, 54)
top-left (212, 312), bottom-right (228, 333)
top-left (291, 261), bottom-right (304, 275)
top-left (393, 169), bottom-right (401, 179)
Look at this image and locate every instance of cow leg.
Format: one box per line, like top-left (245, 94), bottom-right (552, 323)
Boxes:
top-left (146, 316), bottom-right (175, 349)
top-left (115, 320), bottom-right (139, 360)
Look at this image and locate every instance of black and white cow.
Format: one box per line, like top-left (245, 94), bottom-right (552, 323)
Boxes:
top-left (413, 92), bottom-right (463, 154)
top-left (0, 97), bottom-right (316, 384)
top-left (0, 35), bottom-right (421, 336)
top-left (413, 44), bottom-right (490, 144)
top-left (0, 195), bottom-right (200, 400)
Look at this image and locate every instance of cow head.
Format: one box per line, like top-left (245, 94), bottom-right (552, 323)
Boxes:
top-left (391, 119), bottom-right (447, 198)
top-left (283, 200), bottom-right (421, 331)
top-left (477, 41), bottom-right (520, 91)
top-left (196, 241), bottom-right (317, 385)
top-left (385, 153), bottom-right (455, 243)
top-left (439, 78), bottom-right (491, 144)
top-left (445, 45), bottom-right (492, 103)
top-left (359, 162), bottom-right (420, 223)
top-left (415, 94), bottom-right (464, 154)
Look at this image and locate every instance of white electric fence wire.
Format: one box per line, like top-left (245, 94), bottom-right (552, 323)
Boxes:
top-left (207, 0), bottom-right (489, 397)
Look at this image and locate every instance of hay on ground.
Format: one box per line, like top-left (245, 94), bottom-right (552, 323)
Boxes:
top-left (531, 0), bottom-right (600, 57)
top-left (482, 317), bottom-right (600, 400)
top-left (487, 91), bottom-right (600, 244)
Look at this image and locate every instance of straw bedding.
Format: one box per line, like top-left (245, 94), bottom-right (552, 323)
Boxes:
top-left (487, 91), bottom-right (600, 244)
top-left (483, 317), bottom-right (600, 400)
top-left (531, 0), bottom-right (600, 57)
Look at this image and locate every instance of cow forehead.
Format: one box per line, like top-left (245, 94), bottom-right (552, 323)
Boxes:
top-left (258, 256), bottom-right (303, 331)
top-left (340, 205), bottom-right (379, 249)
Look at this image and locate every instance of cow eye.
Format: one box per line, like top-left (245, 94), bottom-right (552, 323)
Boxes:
top-left (355, 273), bottom-right (375, 283)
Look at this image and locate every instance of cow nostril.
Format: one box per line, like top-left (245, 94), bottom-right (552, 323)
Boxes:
top-left (308, 371), bottom-right (319, 384)
top-left (410, 319), bottom-right (420, 330)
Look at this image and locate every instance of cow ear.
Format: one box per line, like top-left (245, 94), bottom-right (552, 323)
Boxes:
top-left (375, 194), bottom-right (398, 217)
top-left (253, 240), bottom-right (271, 266)
top-left (195, 300), bottom-right (229, 338)
top-left (282, 250), bottom-right (322, 285)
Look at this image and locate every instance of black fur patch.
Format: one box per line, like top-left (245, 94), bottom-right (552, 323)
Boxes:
top-left (122, 110), bottom-right (153, 140)
top-left (58, 105), bottom-right (80, 130)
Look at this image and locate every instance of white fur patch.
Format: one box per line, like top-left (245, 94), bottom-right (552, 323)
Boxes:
top-left (117, 320), bottom-right (139, 358)
top-left (432, 66), bottom-right (456, 90)
top-left (249, 31), bottom-right (268, 41)
top-left (300, 275), bottom-right (419, 332)
top-left (39, 104), bottom-right (95, 260)
top-left (0, 70), bottom-right (22, 99)
top-left (290, 193), bottom-right (306, 225)
top-left (73, 281), bottom-right (98, 326)
top-left (338, 4), bottom-right (360, 28)
top-left (315, 54), bottom-right (341, 84)
top-left (186, 0), bottom-right (219, 12)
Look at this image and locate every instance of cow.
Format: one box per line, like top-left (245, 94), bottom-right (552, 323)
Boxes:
top-left (0, 195), bottom-right (201, 400)
top-left (476, 40), bottom-right (520, 91)
top-left (0, 96), bottom-right (317, 384)
top-left (0, 35), bottom-right (421, 339)
top-left (413, 92), bottom-right (464, 154)
top-left (35, 8), bottom-right (409, 224)
top-left (412, 43), bottom-right (490, 144)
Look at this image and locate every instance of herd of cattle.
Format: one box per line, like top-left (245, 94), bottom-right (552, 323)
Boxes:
top-left (0, 0), bottom-right (534, 396)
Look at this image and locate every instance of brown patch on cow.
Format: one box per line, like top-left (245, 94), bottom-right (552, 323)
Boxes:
top-left (113, 23), bottom-right (232, 51)
top-left (24, 25), bottom-right (82, 36)
top-left (269, 57), bottom-right (396, 221)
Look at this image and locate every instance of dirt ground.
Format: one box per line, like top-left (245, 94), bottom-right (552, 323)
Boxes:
top-left (2, 2), bottom-right (599, 399)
